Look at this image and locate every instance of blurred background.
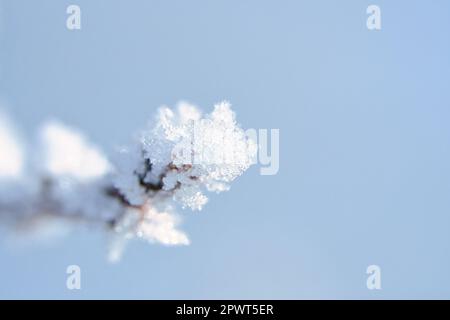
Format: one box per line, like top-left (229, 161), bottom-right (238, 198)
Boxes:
top-left (1, 0), bottom-right (450, 299)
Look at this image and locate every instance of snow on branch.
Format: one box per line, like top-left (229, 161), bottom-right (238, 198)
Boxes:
top-left (0, 102), bottom-right (256, 261)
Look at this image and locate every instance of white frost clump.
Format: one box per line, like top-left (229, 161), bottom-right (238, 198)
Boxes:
top-left (114, 101), bottom-right (257, 211)
top-left (41, 121), bottom-right (111, 181)
top-left (0, 111), bottom-right (24, 179)
top-left (0, 101), bottom-right (256, 261)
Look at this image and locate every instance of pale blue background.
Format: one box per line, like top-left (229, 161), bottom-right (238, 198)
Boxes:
top-left (1, 0), bottom-right (450, 299)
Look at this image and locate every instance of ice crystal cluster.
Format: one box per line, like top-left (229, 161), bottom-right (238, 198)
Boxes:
top-left (0, 102), bottom-right (256, 261)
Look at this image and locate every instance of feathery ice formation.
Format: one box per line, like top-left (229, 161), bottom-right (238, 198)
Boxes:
top-left (0, 102), bottom-right (256, 261)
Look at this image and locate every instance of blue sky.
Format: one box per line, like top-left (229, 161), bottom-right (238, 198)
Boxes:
top-left (1, 0), bottom-right (450, 299)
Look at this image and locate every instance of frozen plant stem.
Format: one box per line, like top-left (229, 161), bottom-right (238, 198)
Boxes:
top-left (0, 101), bottom-right (257, 261)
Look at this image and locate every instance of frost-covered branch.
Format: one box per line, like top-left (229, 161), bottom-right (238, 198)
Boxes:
top-left (0, 101), bottom-right (256, 261)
